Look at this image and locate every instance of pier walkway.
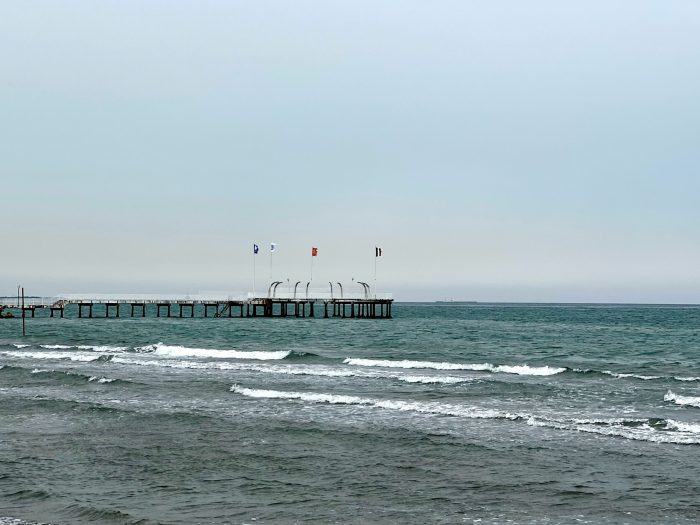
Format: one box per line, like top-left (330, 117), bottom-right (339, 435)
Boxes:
top-left (0, 291), bottom-right (393, 320)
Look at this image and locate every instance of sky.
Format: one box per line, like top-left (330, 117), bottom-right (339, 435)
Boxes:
top-left (1, 1), bottom-right (699, 302)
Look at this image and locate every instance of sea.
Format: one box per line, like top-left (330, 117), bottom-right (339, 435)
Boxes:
top-left (1, 302), bottom-right (699, 524)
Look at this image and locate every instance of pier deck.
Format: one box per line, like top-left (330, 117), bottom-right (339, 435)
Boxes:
top-left (0, 292), bottom-right (393, 319)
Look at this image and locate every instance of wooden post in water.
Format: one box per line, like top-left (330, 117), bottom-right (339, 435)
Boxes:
top-left (21, 287), bottom-right (26, 336)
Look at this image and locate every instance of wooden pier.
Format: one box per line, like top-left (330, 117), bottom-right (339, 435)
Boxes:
top-left (0, 292), bottom-right (393, 320)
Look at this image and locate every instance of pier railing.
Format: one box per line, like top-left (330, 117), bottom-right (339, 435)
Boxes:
top-left (54, 293), bottom-right (249, 304)
top-left (257, 291), bottom-right (393, 301)
top-left (0, 297), bottom-right (56, 308)
top-left (0, 292), bottom-right (393, 307)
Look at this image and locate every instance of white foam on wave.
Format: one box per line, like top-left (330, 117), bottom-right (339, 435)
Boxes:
top-left (114, 356), bottom-right (234, 370)
top-left (77, 345), bottom-right (128, 352)
top-left (535, 414), bottom-right (700, 444)
top-left (344, 358), bottom-right (491, 371)
top-left (0, 518), bottom-right (45, 525)
top-left (344, 358), bottom-right (565, 376)
top-left (230, 385), bottom-right (510, 419)
top-left (115, 356), bottom-right (343, 374)
top-left (674, 376), bottom-right (700, 382)
top-left (119, 359), bottom-right (356, 377)
top-left (526, 416), bottom-right (700, 445)
top-left (12, 343), bottom-right (127, 353)
top-left (397, 375), bottom-right (472, 384)
top-left (664, 390), bottom-right (700, 408)
top-left (135, 343), bottom-right (159, 352)
top-left (599, 370), bottom-right (661, 380)
top-left (250, 365), bottom-right (357, 377)
top-left (576, 368), bottom-right (700, 383)
top-left (494, 365), bottom-right (566, 376)
top-left (665, 419), bottom-right (700, 433)
top-left (1, 351), bottom-right (101, 362)
top-left (112, 357), bottom-right (472, 385)
top-left (238, 365), bottom-right (472, 384)
top-left (88, 376), bottom-right (117, 383)
top-left (231, 385), bottom-right (700, 445)
top-left (30, 368), bottom-right (49, 374)
top-left (151, 343), bottom-right (290, 361)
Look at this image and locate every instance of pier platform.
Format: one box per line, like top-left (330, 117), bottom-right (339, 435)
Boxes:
top-left (0, 292), bottom-right (393, 320)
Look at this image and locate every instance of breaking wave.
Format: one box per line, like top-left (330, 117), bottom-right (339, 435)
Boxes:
top-left (664, 390), bottom-right (700, 408)
top-left (230, 385), bottom-right (511, 419)
top-left (344, 358), bottom-right (566, 376)
top-left (0, 517), bottom-right (48, 525)
top-left (111, 357), bottom-right (473, 385)
top-left (143, 343), bottom-right (291, 360)
top-left (230, 385), bottom-right (700, 445)
top-left (9, 343), bottom-right (127, 352)
top-left (397, 375), bottom-right (472, 384)
top-left (88, 376), bottom-right (117, 383)
top-left (2, 343), bottom-right (293, 362)
top-left (77, 345), bottom-right (128, 352)
top-left (27, 368), bottom-right (122, 385)
top-left (526, 415), bottom-right (700, 445)
top-left (575, 368), bottom-right (700, 383)
top-left (1, 351), bottom-right (103, 362)
top-left (600, 370), bottom-right (661, 380)
top-left (665, 419), bottom-right (700, 433)
top-left (344, 358), bottom-right (700, 383)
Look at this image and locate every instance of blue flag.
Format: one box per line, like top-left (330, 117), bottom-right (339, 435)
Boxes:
top-left (253, 244), bottom-right (259, 254)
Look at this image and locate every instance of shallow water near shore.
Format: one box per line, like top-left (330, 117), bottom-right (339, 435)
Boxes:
top-left (1, 303), bottom-right (699, 524)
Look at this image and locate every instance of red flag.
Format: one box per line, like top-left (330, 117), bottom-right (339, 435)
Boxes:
top-left (312, 247), bottom-right (318, 257)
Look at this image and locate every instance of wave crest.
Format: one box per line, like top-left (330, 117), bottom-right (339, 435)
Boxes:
top-left (231, 385), bottom-right (700, 445)
top-left (343, 358), bottom-right (565, 376)
top-left (230, 385), bottom-right (511, 419)
top-left (1, 351), bottom-right (103, 362)
top-left (664, 390), bottom-right (700, 408)
top-left (151, 343), bottom-right (290, 360)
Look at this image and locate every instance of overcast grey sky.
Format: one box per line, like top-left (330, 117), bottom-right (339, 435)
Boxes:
top-left (1, 1), bottom-right (698, 302)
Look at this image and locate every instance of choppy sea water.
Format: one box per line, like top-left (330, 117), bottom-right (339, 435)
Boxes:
top-left (1, 303), bottom-right (699, 524)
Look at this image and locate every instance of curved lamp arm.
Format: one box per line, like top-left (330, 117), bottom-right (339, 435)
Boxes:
top-left (357, 281), bottom-right (370, 299)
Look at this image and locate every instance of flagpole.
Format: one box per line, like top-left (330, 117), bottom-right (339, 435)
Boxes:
top-left (253, 247), bottom-right (256, 297)
top-left (310, 247), bottom-right (318, 282)
top-left (374, 250), bottom-right (377, 299)
top-left (270, 242), bottom-right (276, 282)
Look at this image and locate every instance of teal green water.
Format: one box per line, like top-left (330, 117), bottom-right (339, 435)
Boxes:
top-left (1, 303), bottom-right (699, 524)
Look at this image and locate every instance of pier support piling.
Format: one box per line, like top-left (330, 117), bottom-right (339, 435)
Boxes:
top-left (105, 303), bottom-right (119, 318)
top-left (178, 303), bottom-right (194, 318)
top-left (130, 303), bottom-right (146, 317)
top-left (156, 303), bottom-right (171, 318)
top-left (50, 307), bottom-right (64, 318)
top-left (78, 303), bottom-right (93, 319)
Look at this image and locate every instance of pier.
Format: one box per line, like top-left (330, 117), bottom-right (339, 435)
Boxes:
top-left (0, 290), bottom-right (393, 320)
